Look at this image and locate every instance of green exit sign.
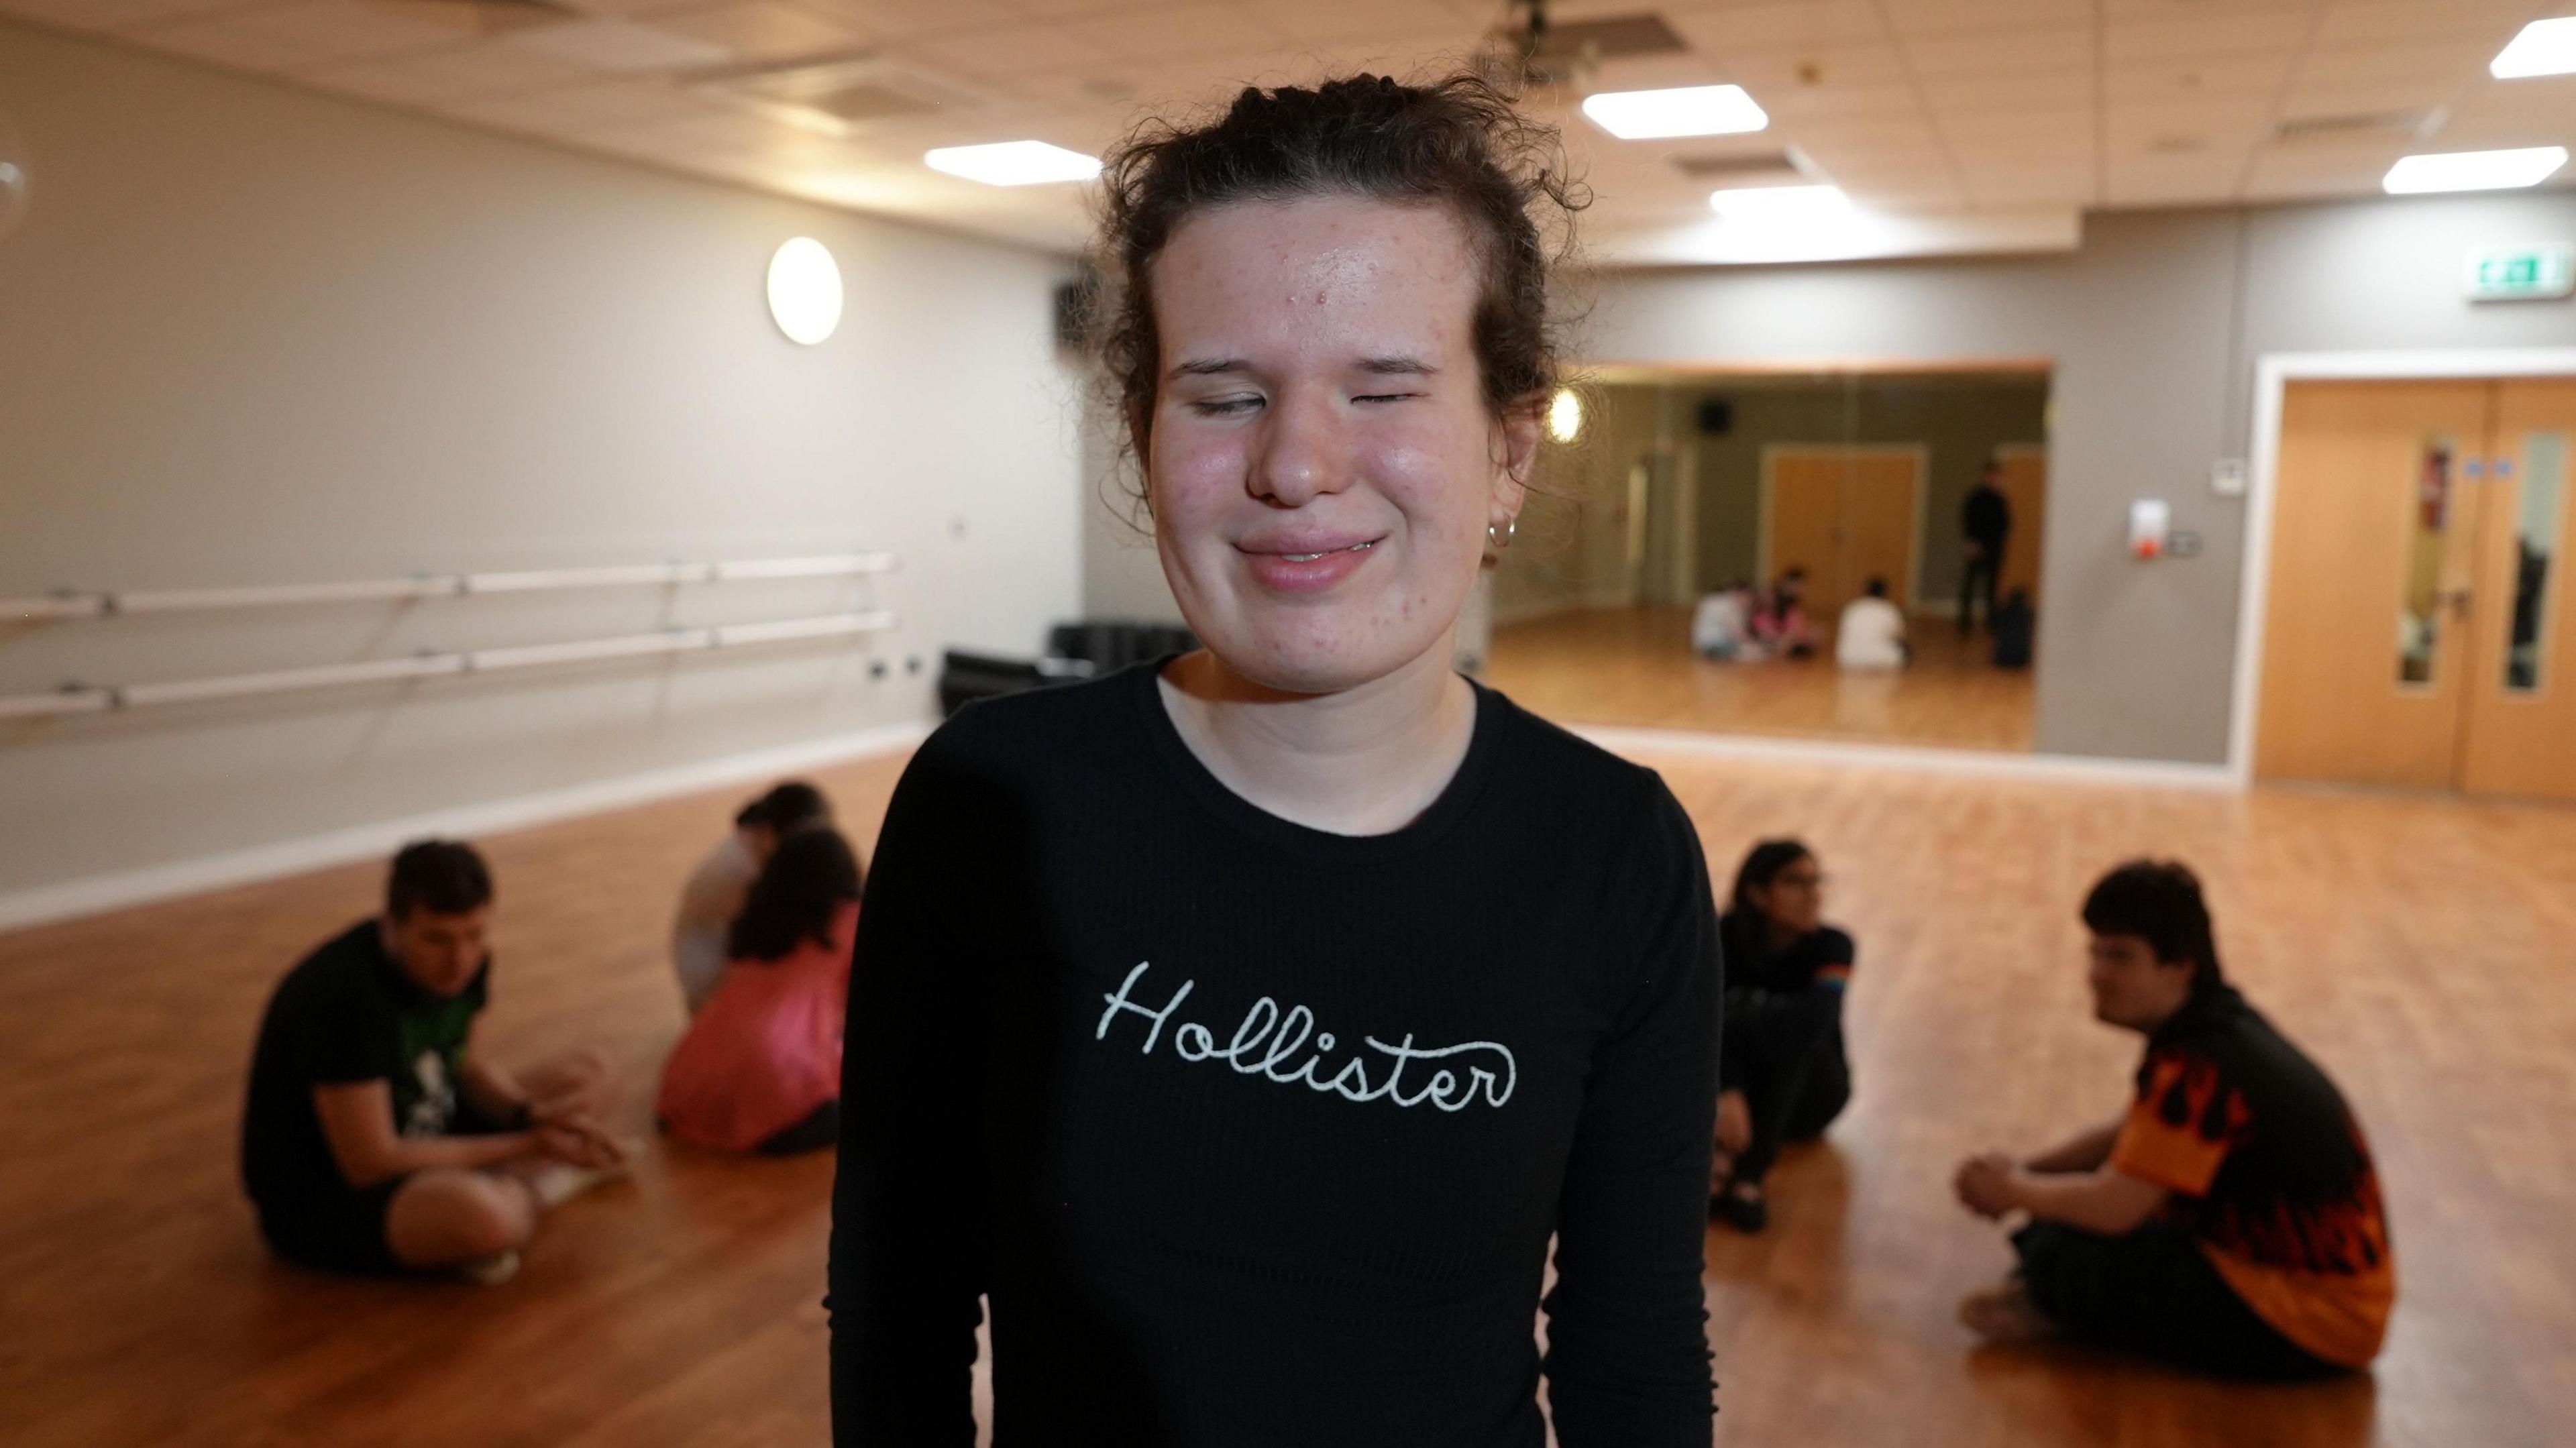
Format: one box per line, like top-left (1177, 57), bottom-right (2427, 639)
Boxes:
top-left (2463, 243), bottom-right (2575, 301)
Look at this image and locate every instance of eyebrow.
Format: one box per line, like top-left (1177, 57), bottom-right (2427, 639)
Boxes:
top-left (1164, 355), bottom-right (1440, 381)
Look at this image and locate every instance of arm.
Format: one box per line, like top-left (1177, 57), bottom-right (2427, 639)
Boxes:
top-left (458, 1052), bottom-right (531, 1129)
top-left (313, 1080), bottom-right (535, 1187)
top-left (1997, 1166), bottom-right (2169, 1236)
top-left (1544, 786), bottom-right (1720, 1446)
top-left (2024, 1116), bottom-right (2123, 1174)
top-left (828, 742), bottom-right (989, 1447)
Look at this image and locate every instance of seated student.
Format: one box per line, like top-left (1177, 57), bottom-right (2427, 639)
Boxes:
top-left (672, 780), bottom-right (833, 1015)
top-left (1952, 860), bottom-right (2392, 1378)
top-left (1750, 567), bottom-right (1820, 659)
top-left (659, 828), bottom-right (862, 1155)
top-left (1835, 575), bottom-right (1909, 670)
top-left (1692, 582), bottom-right (1758, 660)
top-left (1710, 839), bottom-right (1854, 1232)
top-left (241, 840), bottom-right (627, 1284)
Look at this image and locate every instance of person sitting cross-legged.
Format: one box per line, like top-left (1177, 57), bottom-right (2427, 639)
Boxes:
top-left (240, 839), bottom-right (627, 1284)
top-left (1709, 838), bottom-right (1855, 1233)
top-left (1951, 860), bottom-right (2393, 1378)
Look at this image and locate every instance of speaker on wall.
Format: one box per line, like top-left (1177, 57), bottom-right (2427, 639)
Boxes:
top-left (1696, 398), bottom-right (1734, 435)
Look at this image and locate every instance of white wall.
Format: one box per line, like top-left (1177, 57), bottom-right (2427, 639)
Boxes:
top-left (0, 21), bottom-right (1085, 920)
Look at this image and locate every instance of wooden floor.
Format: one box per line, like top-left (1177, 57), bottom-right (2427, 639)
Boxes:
top-left (1483, 605), bottom-right (2037, 753)
top-left (6, 741), bottom-right (2574, 1446)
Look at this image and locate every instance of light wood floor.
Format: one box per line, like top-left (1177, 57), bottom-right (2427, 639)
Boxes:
top-left (1484, 605), bottom-right (2037, 753)
top-left (6, 742), bottom-right (2573, 1446)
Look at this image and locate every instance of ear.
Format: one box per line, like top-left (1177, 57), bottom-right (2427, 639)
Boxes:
top-left (1491, 394), bottom-right (1542, 528)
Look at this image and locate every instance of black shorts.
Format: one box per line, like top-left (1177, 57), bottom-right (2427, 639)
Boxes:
top-left (256, 1177), bottom-right (408, 1275)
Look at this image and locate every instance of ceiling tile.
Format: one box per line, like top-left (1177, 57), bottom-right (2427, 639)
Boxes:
top-left (1919, 70), bottom-right (2094, 116)
top-left (304, 38), bottom-right (608, 104)
top-left (1898, 23), bottom-right (2090, 78)
top-left (648, 3), bottom-right (873, 61)
top-left (1053, 4), bottom-right (1288, 64)
top-left (129, 2), bottom-right (467, 74)
top-left (2296, 36), bottom-right (2514, 89)
top-left (1880, 0), bottom-right (2092, 38)
top-left (2106, 8), bottom-right (2312, 64)
top-left (2311, 0), bottom-right (2533, 48)
top-left (3, 0), bottom-right (254, 30)
top-left (1666, 1), bottom-right (1889, 57)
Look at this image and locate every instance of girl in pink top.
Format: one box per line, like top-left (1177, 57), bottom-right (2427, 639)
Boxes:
top-left (659, 828), bottom-right (861, 1154)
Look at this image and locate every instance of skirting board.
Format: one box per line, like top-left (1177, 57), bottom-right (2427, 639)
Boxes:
top-left (1576, 724), bottom-right (2239, 791)
top-left (0, 718), bottom-right (934, 934)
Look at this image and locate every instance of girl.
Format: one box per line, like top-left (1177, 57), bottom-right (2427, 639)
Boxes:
top-left (1710, 839), bottom-right (1855, 1232)
top-left (831, 75), bottom-right (1721, 1446)
top-left (658, 827), bottom-right (860, 1156)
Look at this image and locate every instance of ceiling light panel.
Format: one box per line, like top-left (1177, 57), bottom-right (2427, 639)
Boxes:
top-left (924, 140), bottom-right (1101, 186)
top-left (1708, 183), bottom-right (1852, 222)
top-left (2382, 146), bottom-right (2569, 194)
top-left (1582, 84), bottom-right (1768, 140)
top-left (2492, 17), bottom-right (2576, 79)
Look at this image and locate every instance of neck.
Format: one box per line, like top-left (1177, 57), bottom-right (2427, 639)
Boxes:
top-left (1156, 638), bottom-right (1474, 836)
top-left (1762, 916), bottom-right (1803, 952)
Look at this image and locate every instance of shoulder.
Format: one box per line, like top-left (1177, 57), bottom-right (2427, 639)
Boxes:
top-left (1810, 926), bottom-right (1857, 966)
top-left (917, 665), bottom-right (1140, 773)
top-left (1481, 687), bottom-right (1709, 889)
top-left (270, 921), bottom-right (389, 1019)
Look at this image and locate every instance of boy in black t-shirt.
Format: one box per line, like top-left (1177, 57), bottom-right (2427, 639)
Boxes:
top-left (1950, 860), bottom-right (2392, 1378)
top-left (241, 840), bottom-right (627, 1282)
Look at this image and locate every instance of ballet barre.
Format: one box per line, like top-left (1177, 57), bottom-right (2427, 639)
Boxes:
top-left (0, 610), bottom-right (899, 722)
top-left (0, 553), bottom-right (897, 623)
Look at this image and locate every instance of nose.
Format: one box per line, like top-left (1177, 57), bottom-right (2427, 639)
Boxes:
top-left (1250, 385), bottom-right (1352, 509)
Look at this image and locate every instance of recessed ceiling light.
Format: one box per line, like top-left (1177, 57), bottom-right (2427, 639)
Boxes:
top-left (2491, 16), bottom-right (2576, 78)
top-left (924, 141), bottom-right (1102, 186)
top-left (1547, 388), bottom-right (1583, 443)
top-left (2382, 146), bottom-right (2569, 194)
top-left (1709, 183), bottom-right (1851, 223)
top-left (1580, 85), bottom-right (1768, 140)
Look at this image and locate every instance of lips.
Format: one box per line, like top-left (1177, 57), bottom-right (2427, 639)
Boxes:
top-left (1236, 535), bottom-right (1383, 594)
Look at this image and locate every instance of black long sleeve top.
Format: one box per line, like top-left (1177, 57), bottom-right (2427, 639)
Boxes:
top-left (828, 662), bottom-right (1722, 1446)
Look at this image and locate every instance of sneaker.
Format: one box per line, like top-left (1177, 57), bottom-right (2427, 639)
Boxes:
top-left (1957, 1279), bottom-right (2053, 1343)
top-left (459, 1249), bottom-right (521, 1287)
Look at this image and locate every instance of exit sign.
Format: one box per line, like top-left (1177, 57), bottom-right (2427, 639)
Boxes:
top-left (2463, 243), bottom-right (2575, 301)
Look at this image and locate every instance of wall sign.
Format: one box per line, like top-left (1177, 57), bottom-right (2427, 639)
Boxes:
top-left (2463, 243), bottom-right (2575, 301)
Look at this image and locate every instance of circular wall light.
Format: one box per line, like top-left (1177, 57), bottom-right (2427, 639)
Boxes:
top-left (1547, 387), bottom-right (1584, 444)
top-left (766, 237), bottom-right (842, 345)
top-left (0, 117), bottom-right (30, 242)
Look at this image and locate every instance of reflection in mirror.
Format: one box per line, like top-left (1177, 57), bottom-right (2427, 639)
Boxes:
top-left (2506, 431), bottom-right (2566, 692)
top-left (2396, 438), bottom-right (2455, 686)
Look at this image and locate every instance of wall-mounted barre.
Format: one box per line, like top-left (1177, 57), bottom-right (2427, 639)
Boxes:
top-left (1, 553), bottom-right (896, 623)
top-left (0, 610), bottom-right (899, 722)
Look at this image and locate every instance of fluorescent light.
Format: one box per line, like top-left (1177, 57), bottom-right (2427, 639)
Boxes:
top-left (2491, 16), bottom-right (2576, 78)
top-left (1709, 183), bottom-right (1851, 223)
top-left (1580, 85), bottom-right (1768, 140)
top-left (767, 237), bottom-right (843, 346)
top-left (924, 141), bottom-right (1101, 186)
top-left (1547, 388), bottom-right (1583, 444)
top-left (2383, 146), bottom-right (2569, 194)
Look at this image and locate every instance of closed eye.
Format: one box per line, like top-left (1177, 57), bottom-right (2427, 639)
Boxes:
top-left (1191, 396), bottom-right (1263, 416)
top-left (1354, 392), bottom-right (1424, 404)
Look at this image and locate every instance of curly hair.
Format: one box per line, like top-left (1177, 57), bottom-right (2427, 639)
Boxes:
top-left (1088, 71), bottom-right (1587, 515)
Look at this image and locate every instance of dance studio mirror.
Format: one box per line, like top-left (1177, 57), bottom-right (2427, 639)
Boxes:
top-left (1473, 364), bottom-right (2052, 755)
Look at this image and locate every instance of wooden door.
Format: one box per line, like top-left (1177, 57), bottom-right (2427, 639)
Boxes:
top-left (1764, 447), bottom-right (1924, 620)
top-left (2257, 380), bottom-right (2494, 788)
top-left (1990, 445), bottom-right (2049, 602)
top-left (2459, 378), bottom-right (2576, 801)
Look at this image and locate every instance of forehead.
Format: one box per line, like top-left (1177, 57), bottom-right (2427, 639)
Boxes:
top-left (1150, 194), bottom-right (1480, 349)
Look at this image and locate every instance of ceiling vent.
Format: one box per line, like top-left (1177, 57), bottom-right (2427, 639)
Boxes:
top-left (1670, 150), bottom-right (1812, 188)
top-left (693, 52), bottom-right (984, 135)
top-left (2271, 108), bottom-right (2445, 146)
top-left (1479, 6), bottom-right (1688, 90)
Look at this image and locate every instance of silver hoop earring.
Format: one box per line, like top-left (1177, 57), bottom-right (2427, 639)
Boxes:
top-left (1487, 517), bottom-right (1517, 552)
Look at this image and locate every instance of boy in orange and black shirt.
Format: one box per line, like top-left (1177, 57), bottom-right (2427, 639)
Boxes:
top-left (1951, 860), bottom-right (2393, 1378)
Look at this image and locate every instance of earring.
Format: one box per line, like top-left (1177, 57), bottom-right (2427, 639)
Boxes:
top-left (1487, 516), bottom-right (1517, 551)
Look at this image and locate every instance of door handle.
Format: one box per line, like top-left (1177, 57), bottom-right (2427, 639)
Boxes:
top-left (2438, 587), bottom-right (2473, 615)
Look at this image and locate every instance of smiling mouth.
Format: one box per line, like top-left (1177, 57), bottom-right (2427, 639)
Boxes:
top-left (1271, 541), bottom-right (1376, 563)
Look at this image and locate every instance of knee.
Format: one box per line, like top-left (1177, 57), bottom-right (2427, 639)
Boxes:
top-left (453, 1180), bottom-right (538, 1258)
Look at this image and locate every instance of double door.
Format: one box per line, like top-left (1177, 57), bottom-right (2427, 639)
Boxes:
top-left (2257, 378), bottom-right (2576, 800)
top-left (1761, 445), bottom-right (1924, 622)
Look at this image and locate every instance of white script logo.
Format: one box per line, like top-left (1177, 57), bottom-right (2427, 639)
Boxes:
top-left (1093, 961), bottom-right (1517, 1113)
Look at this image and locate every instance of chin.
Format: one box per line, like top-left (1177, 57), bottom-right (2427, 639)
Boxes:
top-left (1184, 592), bottom-right (1458, 695)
